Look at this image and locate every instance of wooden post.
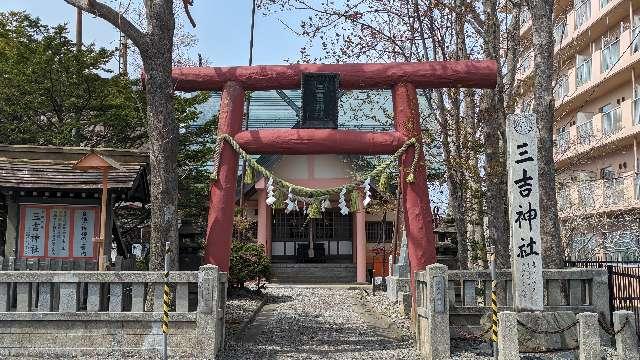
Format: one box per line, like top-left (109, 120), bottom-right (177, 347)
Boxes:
top-left (203, 82), bottom-right (244, 271)
top-left (392, 83), bottom-right (438, 310)
top-left (98, 171), bottom-right (109, 271)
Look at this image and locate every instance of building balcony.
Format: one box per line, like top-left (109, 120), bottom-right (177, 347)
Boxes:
top-left (557, 173), bottom-right (640, 217)
top-left (553, 98), bottom-right (640, 168)
top-left (519, 0), bottom-right (630, 71)
top-left (553, 27), bottom-right (640, 117)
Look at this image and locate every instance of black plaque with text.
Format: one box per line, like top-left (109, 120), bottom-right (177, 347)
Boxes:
top-left (301, 73), bottom-right (339, 128)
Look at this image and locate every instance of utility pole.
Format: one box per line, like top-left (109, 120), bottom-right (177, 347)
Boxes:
top-left (119, 33), bottom-right (128, 75)
top-left (75, 8), bottom-right (82, 50)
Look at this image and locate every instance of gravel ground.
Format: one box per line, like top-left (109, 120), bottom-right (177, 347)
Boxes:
top-left (224, 287), bottom-right (265, 340)
top-left (221, 287), bottom-right (420, 360)
top-left (221, 287), bottom-right (622, 360)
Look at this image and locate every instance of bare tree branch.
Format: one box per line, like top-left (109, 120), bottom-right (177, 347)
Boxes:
top-left (182, 0), bottom-right (197, 28)
top-left (63, 0), bottom-right (147, 49)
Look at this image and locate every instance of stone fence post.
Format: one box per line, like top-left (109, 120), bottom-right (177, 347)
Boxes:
top-left (497, 311), bottom-right (518, 360)
top-left (613, 310), bottom-right (639, 360)
top-left (416, 263), bottom-right (450, 360)
top-left (577, 312), bottom-right (600, 360)
top-left (590, 270), bottom-right (610, 326)
top-left (197, 264), bottom-right (222, 358)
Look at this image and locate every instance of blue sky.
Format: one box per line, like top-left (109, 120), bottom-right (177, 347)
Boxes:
top-left (0, 1), bottom-right (307, 68)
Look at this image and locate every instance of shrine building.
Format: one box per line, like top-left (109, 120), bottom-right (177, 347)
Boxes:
top-left (0, 144), bottom-right (149, 265)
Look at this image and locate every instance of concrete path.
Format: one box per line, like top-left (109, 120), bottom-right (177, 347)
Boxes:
top-left (220, 287), bottom-right (419, 360)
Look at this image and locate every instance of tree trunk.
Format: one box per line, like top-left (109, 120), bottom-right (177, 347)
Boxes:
top-left (61, 0), bottom-right (180, 271)
top-left (141, 1), bottom-right (178, 271)
top-left (482, 0), bottom-right (510, 269)
top-left (529, 0), bottom-right (564, 268)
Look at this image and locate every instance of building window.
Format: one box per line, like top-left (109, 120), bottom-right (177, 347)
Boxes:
top-left (575, 0), bottom-right (591, 29)
top-left (633, 13), bottom-right (640, 53)
top-left (521, 8), bottom-right (531, 26)
top-left (600, 0), bottom-right (610, 9)
top-left (577, 113), bottom-right (594, 145)
top-left (601, 103), bottom-right (622, 135)
top-left (602, 231), bottom-right (640, 261)
top-left (555, 126), bottom-right (570, 154)
top-left (519, 50), bottom-right (532, 75)
top-left (576, 55), bottom-right (592, 87)
top-left (634, 84), bottom-right (640, 125)
top-left (365, 221), bottom-right (394, 243)
top-left (601, 28), bottom-right (620, 73)
top-left (578, 180), bottom-right (595, 208)
top-left (557, 184), bottom-right (571, 212)
top-left (570, 233), bottom-right (596, 261)
top-left (554, 74), bottom-right (569, 101)
top-left (554, 19), bottom-right (568, 47)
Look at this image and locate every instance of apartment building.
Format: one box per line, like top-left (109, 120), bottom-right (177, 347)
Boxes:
top-left (518, 0), bottom-right (640, 261)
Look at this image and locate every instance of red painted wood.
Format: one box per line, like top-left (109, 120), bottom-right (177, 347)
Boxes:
top-left (233, 129), bottom-right (408, 155)
top-left (392, 83), bottom-right (438, 311)
top-left (170, 61), bottom-right (497, 91)
top-left (203, 82), bottom-right (245, 272)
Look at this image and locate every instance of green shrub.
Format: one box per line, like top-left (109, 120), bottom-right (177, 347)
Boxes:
top-left (229, 241), bottom-right (271, 288)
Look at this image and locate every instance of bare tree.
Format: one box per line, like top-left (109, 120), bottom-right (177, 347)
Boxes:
top-left (528, 0), bottom-right (564, 268)
top-left (259, 0), bottom-right (522, 270)
top-left (63, 0), bottom-right (192, 270)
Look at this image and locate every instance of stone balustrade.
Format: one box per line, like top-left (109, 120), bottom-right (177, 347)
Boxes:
top-left (414, 265), bottom-right (611, 358)
top-left (444, 268), bottom-right (610, 337)
top-left (0, 264), bottom-right (227, 359)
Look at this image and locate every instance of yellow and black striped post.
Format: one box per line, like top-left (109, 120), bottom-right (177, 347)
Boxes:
top-left (489, 248), bottom-right (498, 359)
top-left (163, 241), bottom-right (170, 360)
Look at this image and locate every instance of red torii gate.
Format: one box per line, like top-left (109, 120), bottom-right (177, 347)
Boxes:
top-left (171, 61), bottom-right (497, 292)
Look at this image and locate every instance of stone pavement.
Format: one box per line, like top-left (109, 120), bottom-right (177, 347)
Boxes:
top-left (220, 287), bottom-right (420, 360)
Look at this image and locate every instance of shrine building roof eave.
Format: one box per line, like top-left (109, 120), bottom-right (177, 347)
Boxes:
top-left (0, 144), bottom-right (150, 202)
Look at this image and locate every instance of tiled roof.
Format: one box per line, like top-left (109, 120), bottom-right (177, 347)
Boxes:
top-left (0, 144), bottom-right (149, 194)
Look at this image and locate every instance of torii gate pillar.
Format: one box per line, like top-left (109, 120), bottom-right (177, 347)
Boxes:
top-left (393, 83), bottom-right (437, 294)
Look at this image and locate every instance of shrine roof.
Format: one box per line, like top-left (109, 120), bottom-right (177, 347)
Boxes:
top-left (0, 144), bottom-right (149, 198)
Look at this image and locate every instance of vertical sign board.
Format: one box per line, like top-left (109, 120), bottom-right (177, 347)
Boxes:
top-left (507, 113), bottom-right (544, 311)
top-left (301, 73), bottom-right (339, 129)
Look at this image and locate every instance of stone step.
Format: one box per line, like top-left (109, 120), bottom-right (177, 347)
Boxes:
top-left (270, 263), bottom-right (356, 284)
